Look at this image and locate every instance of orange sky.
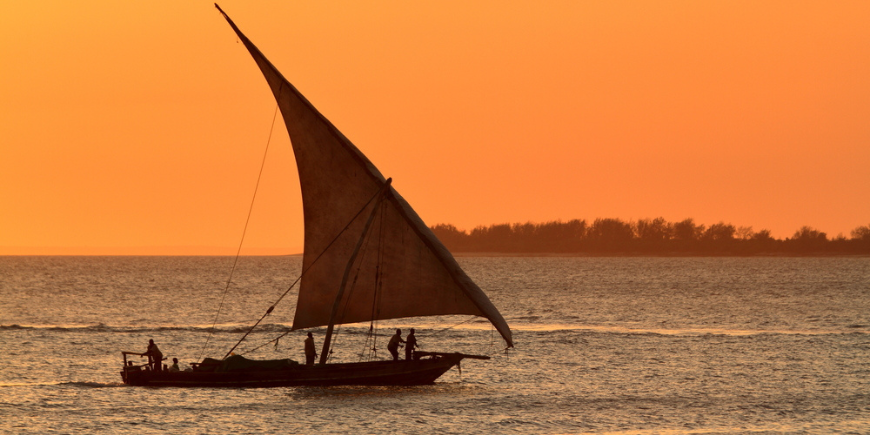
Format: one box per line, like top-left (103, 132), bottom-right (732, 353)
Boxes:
top-left (2, 1), bottom-right (868, 255)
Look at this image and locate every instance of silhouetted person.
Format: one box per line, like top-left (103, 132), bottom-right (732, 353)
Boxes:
top-left (304, 332), bottom-right (317, 366)
top-left (405, 328), bottom-right (419, 361)
top-left (387, 329), bottom-right (404, 361)
top-left (169, 358), bottom-right (180, 372)
top-left (146, 339), bottom-right (163, 372)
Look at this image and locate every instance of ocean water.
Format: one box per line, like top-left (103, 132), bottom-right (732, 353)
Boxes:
top-left (1, 256), bottom-right (868, 434)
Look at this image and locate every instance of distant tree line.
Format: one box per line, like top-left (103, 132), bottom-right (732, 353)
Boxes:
top-left (430, 218), bottom-right (870, 255)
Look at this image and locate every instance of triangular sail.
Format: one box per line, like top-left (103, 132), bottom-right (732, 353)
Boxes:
top-left (216, 5), bottom-right (512, 347)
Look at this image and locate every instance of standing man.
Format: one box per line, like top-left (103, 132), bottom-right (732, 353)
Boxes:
top-left (146, 339), bottom-right (163, 372)
top-left (387, 329), bottom-right (405, 361)
top-left (405, 328), bottom-right (419, 361)
top-left (304, 332), bottom-right (317, 366)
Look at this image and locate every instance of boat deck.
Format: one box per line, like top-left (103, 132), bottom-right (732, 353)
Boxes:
top-left (121, 352), bottom-right (485, 387)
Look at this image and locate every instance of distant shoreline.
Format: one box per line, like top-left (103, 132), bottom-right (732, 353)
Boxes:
top-left (431, 220), bottom-right (870, 257)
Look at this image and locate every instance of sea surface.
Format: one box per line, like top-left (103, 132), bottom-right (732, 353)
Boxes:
top-left (1, 256), bottom-right (868, 434)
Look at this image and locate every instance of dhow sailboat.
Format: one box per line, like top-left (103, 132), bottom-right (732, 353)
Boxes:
top-left (120, 4), bottom-right (512, 387)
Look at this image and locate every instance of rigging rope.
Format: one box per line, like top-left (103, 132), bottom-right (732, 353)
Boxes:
top-left (428, 317), bottom-right (479, 337)
top-left (238, 327), bottom-right (293, 356)
top-left (364, 202), bottom-right (388, 361)
top-left (322, 202), bottom-right (379, 363)
top-left (198, 101), bottom-right (281, 362)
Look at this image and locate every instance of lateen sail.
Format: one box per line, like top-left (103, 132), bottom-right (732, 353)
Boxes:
top-left (216, 5), bottom-right (512, 347)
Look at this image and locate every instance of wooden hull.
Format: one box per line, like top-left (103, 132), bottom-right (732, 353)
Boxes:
top-left (121, 353), bottom-right (467, 388)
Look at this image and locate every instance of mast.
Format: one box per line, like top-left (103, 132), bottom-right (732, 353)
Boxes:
top-left (319, 179), bottom-right (392, 364)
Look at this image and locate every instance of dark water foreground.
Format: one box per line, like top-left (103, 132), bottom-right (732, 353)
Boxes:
top-left (1, 257), bottom-right (868, 434)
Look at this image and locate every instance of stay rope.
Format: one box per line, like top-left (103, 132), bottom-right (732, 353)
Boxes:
top-left (198, 101), bottom-right (280, 362)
